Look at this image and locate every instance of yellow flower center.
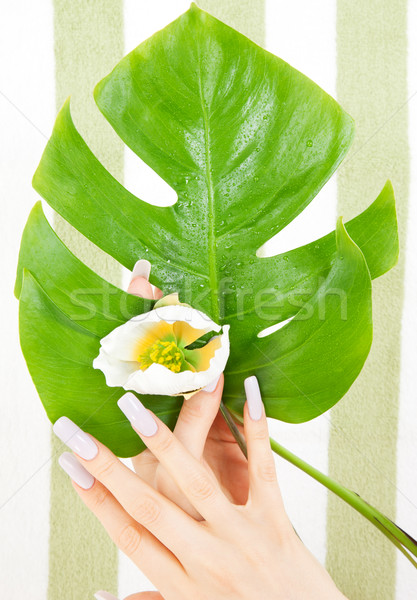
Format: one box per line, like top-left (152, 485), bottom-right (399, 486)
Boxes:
top-left (139, 340), bottom-right (183, 373)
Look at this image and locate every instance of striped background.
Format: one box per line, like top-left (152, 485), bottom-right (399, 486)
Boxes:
top-left (1, 1), bottom-right (416, 598)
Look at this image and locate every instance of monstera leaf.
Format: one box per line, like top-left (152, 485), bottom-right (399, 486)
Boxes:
top-left (16, 4), bottom-right (399, 457)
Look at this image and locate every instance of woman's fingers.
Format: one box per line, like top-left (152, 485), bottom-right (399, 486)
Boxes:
top-left (128, 259), bottom-right (163, 300)
top-left (58, 454), bottom-right (185, 590)
top-left (243, 377), bottom-right (287, 519)
top-left (118, 394), bottom-right (234, 525)
top-left (172, 375), bottom-right (223, 458)
top-left (53, 418), bottom-right (203, 561)
top-left (128, 259), bottom-right (161, 471)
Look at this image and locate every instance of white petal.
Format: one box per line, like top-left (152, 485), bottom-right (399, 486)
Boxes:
top-left (93, 348), bottom-right (139, 387)
top-left (123, 325), bottom-right (230, 396)
top-left (151, 304), bottom-right (221, 331)
top-left (99, 305), bottom-right (220, 361)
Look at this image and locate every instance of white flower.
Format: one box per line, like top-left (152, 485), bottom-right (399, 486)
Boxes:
top-left (93, 294), bottom-right (230, 398)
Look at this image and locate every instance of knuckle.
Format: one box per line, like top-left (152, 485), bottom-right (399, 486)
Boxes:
top-left (116, 524), bottom-right (143, 556)
top-left (153, 431), bottom-right (176, 455)
top-left (251, 424), bottom-right (269, 442)
top-left (187, 472), bottom-right (217, 502)
top-left (180, 401), bottom-right (203, 425)
top-left (94, 456), bottom-right (118, 481)
top-left (131, 495), bottom-right (161, 526)
top-left (88, 486), bottom-right (109, 513)
top-left (256, 459), bottom-right (277, 484)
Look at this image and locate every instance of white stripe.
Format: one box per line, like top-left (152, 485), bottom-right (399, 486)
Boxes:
top-left (261, 0), bottom-right (337, 258)
top-left (265, 0), bottom-right (337, 564)
top-left (122, 0), bottom-right (186, 211)
top-left (119, 2), bottom-right (190, 596)
top-left (396, 1), bottom-right (417, 596)
top-left (0, 2), bottom-right (54, 599)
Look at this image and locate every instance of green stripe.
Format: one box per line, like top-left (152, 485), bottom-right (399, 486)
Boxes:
top-left (327, 1), bottom-right (409, 598)
top-left (48, 1), bottom-right (123, 598)
top-left (196, 0), bottom-right (265, 45)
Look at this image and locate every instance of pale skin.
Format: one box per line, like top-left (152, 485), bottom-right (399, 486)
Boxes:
top-left (58, 270), bottom-right (348, 600)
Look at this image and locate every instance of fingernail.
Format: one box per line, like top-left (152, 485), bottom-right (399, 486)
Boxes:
top-left (244, 376), bottom-right (264, 421)
top-left (131, 259), bottom-right (151, 281)
top-left (118, 392), bottom-right (158, 437)
top-left (53, 417), bottom-right (98, 460)
top-left (94, 592), bottom-right (119, 600)
top-left (58, 452), bottom-right (95, 490)
top-left (203, 375), bottom-right (220, 393)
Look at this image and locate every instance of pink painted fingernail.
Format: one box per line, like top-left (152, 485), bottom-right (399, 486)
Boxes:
top-left (203, 375), bottom-right (221, 393)
top-left (58, 452), bottom-right (95, 490)
top-left (118, 392), bottom-right (158, 437)
top-left (53, 417), bottom-right (98, 460)
top-left (131, 259), bottom-right (151, 281)
top-left (244, 376), bottom-right (264, 421)
top-left (94, 592), bottom-right (119, 600)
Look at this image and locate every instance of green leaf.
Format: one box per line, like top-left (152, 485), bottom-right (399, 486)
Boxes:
top-left (15, 202), bottom-right (151, 337)
top-left (224, 219), bottom-right (373, 422)
top-left (19, 270), bottom-right (180, 457)
top-left (226, 179), bottom-right (397, 357)
top-left (19, 5), bottom-right (398, 453)
top-left (33, 4), bottom-right (355, 321)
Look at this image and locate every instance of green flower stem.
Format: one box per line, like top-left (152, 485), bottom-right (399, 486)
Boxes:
top-left (219, 407), bottom-right (417, 567)
top-left (219, 401), bottom-right (247, 458)
top-left (268, 437), bottom-right (417, 567)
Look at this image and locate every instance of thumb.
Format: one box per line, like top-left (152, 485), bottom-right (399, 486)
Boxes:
top-left (172, 374), bottom-right (224, 458)
top-left (127, 259), bottom-right (163, 299)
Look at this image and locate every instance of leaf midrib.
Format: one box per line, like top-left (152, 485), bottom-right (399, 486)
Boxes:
top-left (196, 40), bottom-right (219, 322)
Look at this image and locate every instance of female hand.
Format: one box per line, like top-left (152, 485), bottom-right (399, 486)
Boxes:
top-left (126, 260), bottom-right (249, 518)
top-left (54, 377), bottom-right (347, 600)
